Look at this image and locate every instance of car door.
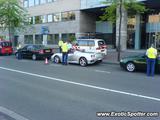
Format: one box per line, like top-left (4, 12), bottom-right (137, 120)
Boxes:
top-left (20, 46), bottom-right (28, 58)
top-left (133, 55), bottom-right (147, 71)
top-left (26, 45), bottom-right (34, 58)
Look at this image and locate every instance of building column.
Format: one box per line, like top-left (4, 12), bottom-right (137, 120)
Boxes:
top-left (116, 5), bottom-right (127, 51)
top-left (134, 14), bottom-right (141, 50)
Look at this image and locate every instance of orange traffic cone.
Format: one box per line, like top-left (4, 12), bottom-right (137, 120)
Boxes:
top-left (45, 58), bottom-right (49, 64)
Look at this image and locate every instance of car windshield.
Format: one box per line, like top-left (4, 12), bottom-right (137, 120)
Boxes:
top-left (33, 45), bottom-right (45, 50)
top-left (1, 42), bottom-right (12, 47)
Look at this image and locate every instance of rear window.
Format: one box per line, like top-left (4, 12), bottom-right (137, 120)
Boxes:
top-left (0, 42), bottom-right (12, 47)
top-left (77, 40), bottom-right (88, 46)
top-left (98, 41), bottom-right (105, 46)
top-left (77, 40), bottom-right (95, 46)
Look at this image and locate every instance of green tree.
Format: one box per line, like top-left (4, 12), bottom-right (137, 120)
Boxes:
top-left (0, 0), bottom-right (29, 46)
top-left (100, 0), bottom-right (146, 61)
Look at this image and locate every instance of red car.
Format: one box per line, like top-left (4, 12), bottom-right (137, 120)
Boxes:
top-left (0, 41), bottom-right (13, 55)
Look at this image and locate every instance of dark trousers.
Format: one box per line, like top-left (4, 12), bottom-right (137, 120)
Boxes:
top-left (18, 52), bottom-right (22, 60)
top-left (146, 58), bottom-right (156, 76)
top-left (62, 52), bottom-right (68, 65)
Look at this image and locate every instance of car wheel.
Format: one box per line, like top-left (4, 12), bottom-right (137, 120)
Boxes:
top-left (54, 56), bottom-right (60, 63)
top-left (32, 54), bottom-right (37, 60)
top-left (79, 57), bottom-right (87, 67)
top-left (126, 62), bottom-right (135, 72)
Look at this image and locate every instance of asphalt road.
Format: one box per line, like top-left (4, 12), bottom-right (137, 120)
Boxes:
top-left (0, 55), bottom-right (160, 120)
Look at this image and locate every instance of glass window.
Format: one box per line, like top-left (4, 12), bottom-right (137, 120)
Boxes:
top-left (47, 0), bottom-right (52, 2)
top-left (29, 0), bottom-right (34, 7)
top-left (61, 12), bottom-right (68, 21)
top-left (40, 0), bottom-right (46, 4)
top-left (35, 16), bottom-right (42, 24)
top-left (47, 14), bottom-right (53, 22)
top-left (68, 11), bottom-right (75, 20)
top-left (54, 34), bottom-right (59, 44)
top-left (24, 35), bottom-right (33, 44)
top-left (35, 0), bottom-right (40, 5)
top-left (29, 17), bottom-right (33, 24)
top-left (24, 0), bottom-right (28, 7)
top-left (53, 13), bottom-right (61, 22)
top-left (41, 15), bottom-right (47, 23)
top-left (35, 35), bottom-right (43, 44)
top-left (61, 11), bottom-right (75, 21)
top-left (78, 40), bottom-right (88, 46)
top-left (88, 41), bottom-right (95, 46)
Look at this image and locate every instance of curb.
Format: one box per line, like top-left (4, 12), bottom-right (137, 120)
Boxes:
top-left (102, 61), bottom-right (119, 65)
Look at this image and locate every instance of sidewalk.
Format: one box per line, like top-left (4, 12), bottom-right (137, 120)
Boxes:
top-left (102, 49), bottom-right (146, 64)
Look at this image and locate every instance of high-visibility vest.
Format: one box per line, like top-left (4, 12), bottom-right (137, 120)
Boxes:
top-left (146, 47), bottom-right (157, 59)
top-left (58, 40), bottom-right (63, 47)
top-left (61, 42), bottom-right (68, 52)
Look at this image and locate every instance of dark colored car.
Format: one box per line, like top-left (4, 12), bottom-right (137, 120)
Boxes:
top-left (15, 45), bottom-right (54, 60)
top-left (120, 54), bottom-right (160, 72)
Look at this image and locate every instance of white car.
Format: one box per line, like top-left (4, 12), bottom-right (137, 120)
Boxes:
top-left (51, 50), bottom-right (104, 66)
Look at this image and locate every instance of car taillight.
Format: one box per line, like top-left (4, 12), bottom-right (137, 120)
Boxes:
top-left (96, 47), bottom-right (101, 50)
top-left (39, 50), bottom-right (44, 54)
top-left (103, 45), bottom-right (107, 49)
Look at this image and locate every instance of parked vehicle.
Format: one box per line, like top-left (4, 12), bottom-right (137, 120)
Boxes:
top-left (0, 41), bottom-right (13, 55)
top-left (120, 54), bottom-right (160, 72)
top-left (76, 39), bottom-right (107, 55)
top-left (51, 50), bottom-right (104, 66)
top-left (15, 45), bottom-right (54, 60)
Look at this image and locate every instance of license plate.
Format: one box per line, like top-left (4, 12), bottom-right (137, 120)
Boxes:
top-left (45, 50), bottom-right (50, 53)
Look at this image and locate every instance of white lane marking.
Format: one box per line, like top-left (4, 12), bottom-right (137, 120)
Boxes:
top-left (0, 106), bottom-right (29, 120)
top-left (94, 69), bottom-right (111, 74)
top-left (0, 66), bottom-right (160, 102)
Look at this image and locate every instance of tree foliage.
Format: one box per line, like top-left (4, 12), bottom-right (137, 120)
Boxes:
top-left (100, 0), bottom-right (147, 23)
top-left (0, 0), bottom-right (29, 42)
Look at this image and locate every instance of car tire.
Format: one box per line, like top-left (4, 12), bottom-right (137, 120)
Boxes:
top-left (126, 62), bottom-right (135, 72)
top-left (54, 56), bottom-right (60, 63)
top-left (32, 54), bottom-right (37, 60)
top-left (79, 57), bottom-right (87, 67)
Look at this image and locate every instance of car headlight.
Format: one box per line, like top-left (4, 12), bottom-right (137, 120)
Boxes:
top-left (120, 59), bottom-right (124, 62)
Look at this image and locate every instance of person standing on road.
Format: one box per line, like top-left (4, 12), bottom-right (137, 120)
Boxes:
top-left (61, 41), bottom-right (69, 65)
top-left (146, 44), bottom-right (157, 76)
top-left (58, 39), bottom-right (63, 53)
top-left (17, 42), bottom-right (22, 60)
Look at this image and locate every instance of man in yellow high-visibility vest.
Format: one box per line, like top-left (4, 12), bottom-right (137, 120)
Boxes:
top-left (61, 41), bottom-right (69, 65)
top-left (146, 44), bottom-right (157, 76)
top-left (58, 40), bottom-right (63, 53)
